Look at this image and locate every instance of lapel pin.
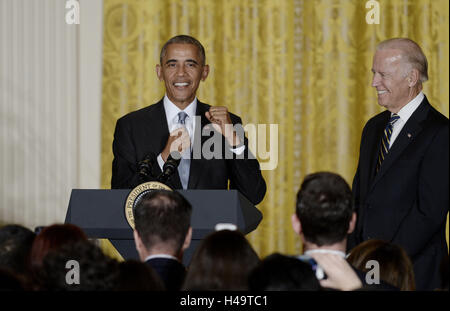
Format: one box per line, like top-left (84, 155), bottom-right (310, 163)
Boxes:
top-left (407, 133), bottom-right (412, 138)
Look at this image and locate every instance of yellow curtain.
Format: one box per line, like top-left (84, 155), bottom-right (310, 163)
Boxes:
top-left (101, 0), bottom-right (449, 259)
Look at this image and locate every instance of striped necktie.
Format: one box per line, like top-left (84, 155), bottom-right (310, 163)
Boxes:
top-left (376, 113), bottom-right (400, 172)
top-left (177, 111), bottom-right (190, 189)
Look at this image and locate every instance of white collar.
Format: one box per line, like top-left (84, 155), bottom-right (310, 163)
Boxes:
top-left (145, 254), bottom-right (179, 262)
top-left (304, 249), bottom-right (347, 258)
top-left (163, 95), bottom-right (197, 124)
top-left (395, 91), bottom-right (424, 123)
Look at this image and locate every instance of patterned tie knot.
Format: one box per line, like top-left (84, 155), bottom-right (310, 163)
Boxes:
top-left (389, 113), bottom-right (400, 126)
top-left (178, 111), bottom-right (188, 125)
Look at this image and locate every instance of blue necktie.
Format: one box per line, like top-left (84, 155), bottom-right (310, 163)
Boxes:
top-left (177, 112), bottom-right (190, 189)
top-left (376, 113), bottom-right (400, 172)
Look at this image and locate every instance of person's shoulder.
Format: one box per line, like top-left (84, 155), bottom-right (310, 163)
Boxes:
top-left (426, 102), bottom-right (449, 126)
top-left (366, 110), bottom-right (390, 125)
top-left (117, 100), bottom-right (164, 124)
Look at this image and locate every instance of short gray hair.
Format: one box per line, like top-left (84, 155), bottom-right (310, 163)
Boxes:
top-left (160, 35), bottom-right (206, 65)
top-left (376, 38), bottom-right (428, 83)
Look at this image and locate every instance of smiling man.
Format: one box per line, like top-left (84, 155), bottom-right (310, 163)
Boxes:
top-left (348, 38), bottom-right (449, 290)
top-left (111, 35), bottom-right (266, 206)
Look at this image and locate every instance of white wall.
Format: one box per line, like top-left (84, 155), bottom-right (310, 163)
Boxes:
top-left (0, 0), bottom-right (103, 230)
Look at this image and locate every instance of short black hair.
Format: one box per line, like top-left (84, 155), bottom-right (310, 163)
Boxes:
top-left (133, 190), bottom-right (192, 253)
top-left (160, 34), bottom-right (206, 65)
top-left (296, 172), bottom-right (353, 246)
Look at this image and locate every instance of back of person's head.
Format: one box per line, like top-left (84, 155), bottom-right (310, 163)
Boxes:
top-left (248, 253), bottom-right (321, 291)
top-left (347, 239), bottom-right (415, 291)
top-left (133, 190), bottom-right (192, 255)
top-left (38, 240), bottom-right (119, 291)
top-left (116, 260), bottom-right (165, 291)
top-left (30, 223), bottom-right (88, 272)
top-left (182, 229), bottom-right (260, 291)
top-left (0, 224), bottom-right (35, 276)
top-left (294, 172), bottom-right (354, 246)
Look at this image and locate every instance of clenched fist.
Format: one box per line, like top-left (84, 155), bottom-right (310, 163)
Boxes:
top-left (161, 127), bottom-right (191, 162)
top-left (205, 106), bottom-right (241, 147)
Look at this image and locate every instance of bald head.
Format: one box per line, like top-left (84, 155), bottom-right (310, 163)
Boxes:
top-left (376, 38), bottom-right (428, 83)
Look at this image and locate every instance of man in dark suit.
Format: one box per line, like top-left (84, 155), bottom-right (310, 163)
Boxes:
top-left (111, 35), bottom-right (266, 205)
top-left (133, 190), bottom-right (192, 290)
top-left (349, 38), bottom-right (449, 290)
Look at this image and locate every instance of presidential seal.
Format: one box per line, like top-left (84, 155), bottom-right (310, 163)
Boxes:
top-left (125, 181), bottom-right (172, 229)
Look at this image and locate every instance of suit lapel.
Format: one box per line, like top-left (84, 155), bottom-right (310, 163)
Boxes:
top-left (146, 100), bottom-right (170, 152)
top-left (367, 112), bottom-right (390, 184)
top-left (149, 99), bottom-right (183, 189)
top-left (369, 97), bottom-right (430, 193)
top-left (187, 101), bottom-right (210, 189)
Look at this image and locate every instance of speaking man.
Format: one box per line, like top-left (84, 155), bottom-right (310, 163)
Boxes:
top-left (111, 35), bottom-right (266, 205)
top-left (349, 38), bottom-right (449, 290)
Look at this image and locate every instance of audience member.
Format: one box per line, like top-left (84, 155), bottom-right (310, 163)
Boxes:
top-left (116, 260), bottom-right (165, 291)
top-left (0, 224), bottom-right (35, 286)
top-left (182, 229), bottom-right (260, 291)
top-left (30, 224), bottom-right (88, 271)
top-left (292, 172), bottom-right (395, 290)
top-left (38, 240), bottom-right (119, 291)
top-left (133, 190), bottom-right (192, 290)
top-left (248, 253), bottom-right (321, 291)
top-left (347, 239), bottom-right (415, 290)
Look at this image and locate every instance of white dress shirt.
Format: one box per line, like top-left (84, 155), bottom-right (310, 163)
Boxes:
top-left (389, 92), bottom-right (424, 148)
top-left (157, 95), bottom-right (245, 171)
top-left (144, 254), bottom-right (179, 262)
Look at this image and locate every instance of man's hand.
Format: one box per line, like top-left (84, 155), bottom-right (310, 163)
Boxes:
top-left (161, 127), bottom-right (190, 162)
top-left (309, 253), bottom-right (363, 291)
top-left (205, 106), bottom-right (241, 147)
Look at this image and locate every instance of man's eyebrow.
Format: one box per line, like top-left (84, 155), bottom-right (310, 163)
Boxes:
top-left (164, 59), bottom-right (199, 65)
top-left (165, 59), bottom-right (177, 65)
top-left (185, 59), bottom-right (199, 65)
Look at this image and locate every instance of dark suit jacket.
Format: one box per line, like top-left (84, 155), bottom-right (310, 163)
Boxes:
top-left (349, 96), bottom-right (449, 290)
top-left (111, 99), bottom-right (266, 205)
top-left (145, 257), bottom-right (186, 291)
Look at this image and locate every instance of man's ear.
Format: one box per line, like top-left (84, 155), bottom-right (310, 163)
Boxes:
top-left (182, 227), bottom-right (192, 251)
top-left (347, 212), bottom-right (357, 234)
top-left (156, 64), bottom-right (163, 81)
top-left (201, 64), bottom-right (210, 81)
top-left (133, 229), bottom-right (144, 256)
top-left (291, 213), bottom-right (302, 235)
top-left (407, 68), bottom-right (420, 87)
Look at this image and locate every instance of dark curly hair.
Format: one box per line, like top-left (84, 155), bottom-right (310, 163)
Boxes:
top-left (38, 240), bottom-right (119, 291)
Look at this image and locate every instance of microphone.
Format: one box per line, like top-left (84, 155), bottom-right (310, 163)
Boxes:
top-left (138, 154), bottom-right (155, 182)
top-left (158, 151), bottom-right (182, 183)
